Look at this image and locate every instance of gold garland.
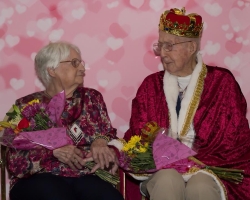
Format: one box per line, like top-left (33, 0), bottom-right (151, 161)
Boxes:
top-left (182, 160), bottom-right (228, 200)
top-left (180, 63), bottom-right (207, 138)
top-left (202, 169), bottom-right (228, 200)
top-left (117, 138), bottom-right (127, 145)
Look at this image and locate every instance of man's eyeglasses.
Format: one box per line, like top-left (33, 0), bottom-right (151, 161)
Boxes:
top-left (153, 41), bottom-right (192, 55)
top-left (60, 58), bottom-right (85, 68)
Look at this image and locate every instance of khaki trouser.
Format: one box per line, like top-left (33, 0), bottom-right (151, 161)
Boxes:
top-left (141, 169), bottom-right (221, 200)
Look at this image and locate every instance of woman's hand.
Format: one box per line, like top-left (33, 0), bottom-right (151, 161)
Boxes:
top-left (53, 145), bottom-right (85, 170)
top-left (90, 138), bottom-right (117, 170)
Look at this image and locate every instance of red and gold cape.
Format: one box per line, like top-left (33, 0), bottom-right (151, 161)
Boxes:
top-left (120, 55), bottom-right (250, 200)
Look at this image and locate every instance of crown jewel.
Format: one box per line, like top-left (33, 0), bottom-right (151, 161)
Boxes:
top-left (159, 7), bottom-right (203, 38)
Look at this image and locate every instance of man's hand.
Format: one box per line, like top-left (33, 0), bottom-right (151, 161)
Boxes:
top-left (90, 138), bottom-right (116, 169)
top-left (83, 149), bottom-right (119, 174)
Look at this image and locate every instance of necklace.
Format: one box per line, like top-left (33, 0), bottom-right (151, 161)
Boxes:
top-left (177, 75), bottom-right (191, 100)
top-left (178, 84), bottom-right (188, 101)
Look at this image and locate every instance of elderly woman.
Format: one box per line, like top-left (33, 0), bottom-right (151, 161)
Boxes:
top-left (7, 41), bottom-right (123, 200)
top-left (122, 7), bottom-right (250, 200)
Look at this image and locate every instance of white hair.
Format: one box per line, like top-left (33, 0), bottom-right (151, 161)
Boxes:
top-left (188, 37), bottom-right (201, 53)
top-left (176, 35), bottom-right (201, 53)
top-left (34, 41), bottom-right (81, 87)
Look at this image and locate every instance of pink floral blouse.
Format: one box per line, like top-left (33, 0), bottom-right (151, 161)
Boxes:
top-left (6, 87), bottom-right (117, 189)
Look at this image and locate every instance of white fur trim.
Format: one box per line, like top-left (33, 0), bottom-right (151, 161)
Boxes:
top-left (129, 173), bottom-right (151, 181)
top-left (182, 123), bottom-right (195, 148)
top-left (163, 71), bottom-right (179, 139)
top-left (108, 139), bottom-right (124, 151)
top-left (182, 170), bottom-right (226, 200)
top-left (178, 53), bottom-right (202, 147)
top-left (163, 52), bottom-right (203, 147)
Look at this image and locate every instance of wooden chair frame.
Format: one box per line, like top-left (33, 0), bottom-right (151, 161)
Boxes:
top-left (0, 112), bottom-right (8, 200)
top-left (120, 171), bottom-right (147, 200)
top-left (0, 145), bottom-right (6, 200)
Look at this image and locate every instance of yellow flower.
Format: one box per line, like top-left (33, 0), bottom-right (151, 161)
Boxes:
top-left (28, 99), bottom-right (40, 105)
top-left (128, 135), bottom-right (141, 146)
top-left (122, 136), bottom-right (142, 152)
top-left (127, 150), bottom-right (134, 156)
top-left (122, 143), bottom-right (131, 152)
top-left (21, 99), bottom-right (40, 111)
top-left (134, 146), bottom-right (147, 153)
top-left (123, 142), bottom-right (135, 152)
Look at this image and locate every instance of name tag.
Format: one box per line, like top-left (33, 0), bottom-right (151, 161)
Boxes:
top-left (69, 123), bottom-right (83, 144)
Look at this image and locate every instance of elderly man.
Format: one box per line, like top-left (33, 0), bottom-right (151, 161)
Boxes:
top-left (122, 7), bottom-right (250, 200)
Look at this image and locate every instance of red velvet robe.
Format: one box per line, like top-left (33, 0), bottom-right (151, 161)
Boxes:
top-left (123, 65), bottom-right (250, 200)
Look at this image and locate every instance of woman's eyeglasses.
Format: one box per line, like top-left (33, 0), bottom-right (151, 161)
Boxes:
top-left (153, 41), bottom-right (192, 55)
top-left (60, 58), bottom-right (85, 68)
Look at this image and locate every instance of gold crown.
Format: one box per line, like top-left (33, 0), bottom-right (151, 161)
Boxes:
top-left (141, 121), bottom-right (160, 142)
top-left (159, 7), bottom-right (203, 38)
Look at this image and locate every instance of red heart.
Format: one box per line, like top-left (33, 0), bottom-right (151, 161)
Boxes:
top-left (109, 23), bottom-right (129, 38)
top-left (143, 51), bottom-right (161, 72)
top-left (88, 1), bottom-right (102, 13)
top-left (12, 37), bottom-right (44, 57)
top-left (105, 47), bottom-right (125, 62)
top-left (41, 0), bottom-right (61, 11)
top-left (0, 24), bottom-right (7, 38)
top-left (121, 86), bottom-right (135, 97)
top-left (0, 64), bottom-right (21, 88)
top-left (225, 39), bottom-right (242, 54)
top-left (112, 97), bottom-right (131, 121)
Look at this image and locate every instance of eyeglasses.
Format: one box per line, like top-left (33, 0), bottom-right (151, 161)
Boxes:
top-left (60, 58), bottom-right (85, 68)
top-left (153, 41), bottom-right (192, 55)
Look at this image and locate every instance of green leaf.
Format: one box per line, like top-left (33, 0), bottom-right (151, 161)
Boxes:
top-left (13, 105), bottom-right (21, 114)
top-left (6, 110), bottom-right (17, 118)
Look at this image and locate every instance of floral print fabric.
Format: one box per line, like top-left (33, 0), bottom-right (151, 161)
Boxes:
top-left (6, 87), bottom-right (117, 189)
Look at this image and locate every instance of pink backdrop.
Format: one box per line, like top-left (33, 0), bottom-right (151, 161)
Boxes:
top-left (0, 0), bottom-right (250, 197)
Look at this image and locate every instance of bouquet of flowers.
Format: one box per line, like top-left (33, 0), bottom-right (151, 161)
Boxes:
top-left (119, 135), bottom-right (156, 173)
top-left (119, 121), bottom-right (244, 184)
top-left (0, 91), bottom-right (119, 185)
top-left (0, 91), bottom-right (69, 149)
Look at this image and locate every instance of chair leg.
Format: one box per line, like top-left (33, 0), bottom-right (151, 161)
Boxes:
top-left (1, 145), bottom-right (6, 200)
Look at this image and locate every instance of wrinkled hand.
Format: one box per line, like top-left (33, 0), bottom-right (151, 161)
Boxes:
top-left (53, 145), bottom-right (87, 170)
top-left (89, 139), bottom-right (118, 171)
top-left (83, 150), bottom-right (119, 175)
top-left (107, 154), bottom-right (119, 175)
